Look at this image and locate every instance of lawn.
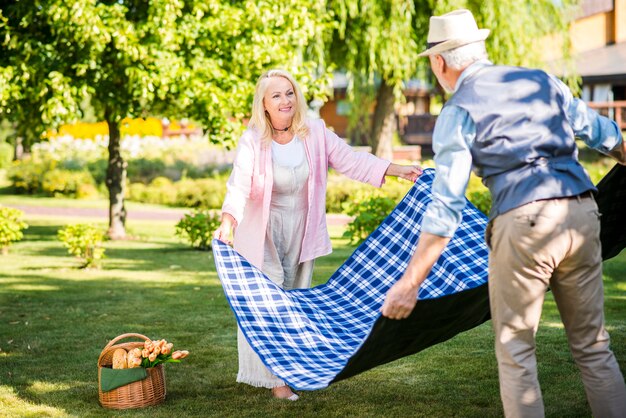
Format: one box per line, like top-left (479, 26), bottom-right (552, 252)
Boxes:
top-left (1, 210), bottom-right (624, 418)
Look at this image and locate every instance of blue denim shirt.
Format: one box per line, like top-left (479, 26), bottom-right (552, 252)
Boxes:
top-left (422, 60), bottom-right (624, 237)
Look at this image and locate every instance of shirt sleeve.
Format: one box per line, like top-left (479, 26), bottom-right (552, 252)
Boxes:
top-left (324, 122), bottom-right (391, 188)
top-left (550, 75), bottom-right (623, 154)
top-left (221, 133), bottom-right (254, 225)
top-left (421, 105), bottom-right (475, 238)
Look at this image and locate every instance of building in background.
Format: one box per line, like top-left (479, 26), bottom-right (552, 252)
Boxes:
top-left (319, 73), bottom-right (433, 145)
top-left (568, 0), bottom-right (626, 129)
top-left (321, 0), bottom-right (625, 148)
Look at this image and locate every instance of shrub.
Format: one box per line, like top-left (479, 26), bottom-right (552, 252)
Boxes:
top-left (175, 210), bottom-right (221, 250)
top-left (174, 178), bottom-right (226, 209)
top-left (326, 174), bottom-right (411, 214)
top-left (0, 206), bottom-right (28, 255)
top-left (7, 157), bottom-right (56, 194)
top-left (468, 190), bottom-right (492, 216)
top-left (0, 142), bottom-right (13, 170)
top-left (86, 159), bottom-right (108, 184)
top-left (57, 224), bottom-right (106, 268)
top-left (127, 157), bottom-right (167, 184)
top-left (127, 182), bottom-right (148, 202)
top-left (42, 169), bottom-right (98, 198)
top-left (465, 174), bottom-right (491, 215)
top-left (326, 180), bottom-right (365, 214)
top-left (342, 193), bottom-right (396, 245)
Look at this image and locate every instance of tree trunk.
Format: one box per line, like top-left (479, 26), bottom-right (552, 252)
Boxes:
top-left (369, 79), bottom-right (396, 161)
top-left (13, 136), bottom-right (24, 160)
top-left (105, 114), bottom-right (127, 240)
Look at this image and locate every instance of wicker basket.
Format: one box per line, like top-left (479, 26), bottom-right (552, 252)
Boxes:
top-left (98, 333), bottom-right (166, 409)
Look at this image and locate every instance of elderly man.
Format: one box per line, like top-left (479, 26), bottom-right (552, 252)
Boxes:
top-left (381, 8), bottom-right (626, 418)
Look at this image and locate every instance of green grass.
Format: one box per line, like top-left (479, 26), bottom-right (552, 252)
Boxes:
top-left (1, 215), bottom-right (625, 417)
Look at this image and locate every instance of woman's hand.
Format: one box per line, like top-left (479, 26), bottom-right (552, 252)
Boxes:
top-left (385, 163), bottom-right (422, 182)
top-left (213, 213), bottom-right (236, 246)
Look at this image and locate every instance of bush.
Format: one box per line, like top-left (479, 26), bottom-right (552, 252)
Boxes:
top-left (326, 180), bottom-right (365, 214)
top-left (42, 169), bottom-right (98, 198)
top-left (465, 173), bottom-right (491, 215)
top-left (174, 178), bottom-right (226, 209)
top-left (342, 193), bottom-right (397, 245)
top-left (7, 157), bottom-right (56, 194)
top-left (127, 177), bottom-right (177, 206)
top-left (57, 224), bottom-right (106, 268)
top-left (127, 157), bottom-right (167, 184)
top-left (175, 210), bottom-right (221, 250)
top-left (86, 159), bottom-right (108, 185)
top-left (0, 206), bottom-right (28, 255)
top-left (468, 190), bottom-right (492, 216)
top-left (326, 175), bottom-right (410, 214)
top-left (0, 142), bottom-right (13, 170)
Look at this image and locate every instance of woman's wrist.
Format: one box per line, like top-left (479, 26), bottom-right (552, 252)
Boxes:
top-left (385, 163), bottom-right (398, 177)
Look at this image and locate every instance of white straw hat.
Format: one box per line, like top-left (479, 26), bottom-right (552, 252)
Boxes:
top-left (418, 9), bottom-right (490, 57)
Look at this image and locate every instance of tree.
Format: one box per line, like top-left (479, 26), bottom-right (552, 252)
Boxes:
top-left (427, 0), bottom-right (578, 77)
top-left (329, 0), bottom-right (578, 158)
top-left (329, 0), bottom-right (418, 160)
top-left (0, 0), bottom-right (332, 239)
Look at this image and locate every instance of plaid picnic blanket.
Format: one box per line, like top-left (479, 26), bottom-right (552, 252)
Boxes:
top-left (212, 169), bottom-right (491, 390)
top-left (596, 163), bottom-right (626, 260)
top-left (213, 166), bottom-right (626, 390)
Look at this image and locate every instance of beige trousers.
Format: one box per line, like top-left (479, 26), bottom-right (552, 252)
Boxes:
top-left (487, 195), bottom-right (626, 418)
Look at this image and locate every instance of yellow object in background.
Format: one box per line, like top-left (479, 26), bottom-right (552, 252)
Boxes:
top-left (44, 117), bottom-right (201, 140)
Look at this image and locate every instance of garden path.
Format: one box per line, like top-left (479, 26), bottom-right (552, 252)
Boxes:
top-left (8, 204), bottom-right (352, 225)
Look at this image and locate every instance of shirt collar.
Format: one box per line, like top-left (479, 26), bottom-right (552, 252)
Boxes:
top-left (454, 59), bottom-right (493, 92)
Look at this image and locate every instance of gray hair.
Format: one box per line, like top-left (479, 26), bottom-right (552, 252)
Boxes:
top-left (440, 41), bottom-right (488, 70)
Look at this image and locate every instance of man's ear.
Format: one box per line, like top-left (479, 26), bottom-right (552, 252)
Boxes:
top-left (435, 55), bottom-right (447, 74)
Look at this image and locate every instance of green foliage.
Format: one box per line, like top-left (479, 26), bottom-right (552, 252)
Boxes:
top-left (41, 169), bottom-right (98, 199)
top-left (173, 178), bottom-right (227, 209)
top-left (465, 173), bottom-right (491, 215)
top-left (326, 179), bottom-right (367, 213)
top-left (0, 206), bottom-right (28, 254)
top-left (428, 0), bottom-right (580, 89)
top-left (175, 210), bottom-right (221, 250)
top-left (57, 224), bottom-right (106, 268)
top-left (330, 0), bottom-right (417, 146)
top-left (0, 0), bottom-right (334, 238)
top-left (0, 1), bottom-right (333, 146)
top-left (326, 173), bottom-right (410, 213)
top-left (127, 177), bottom-right (227, 209)
top-left (342, 193), bottom-right (397, 244)
top-left (0, 142), bottom-right (13, 169)
top-left (7, 157), bottom-right (56, 194)
top-left (468, 190), bottom-right (492, 216)
top-left (126, 158), bottom-right (167, 184)
top-left (1, 216), bottom-right (623, 417)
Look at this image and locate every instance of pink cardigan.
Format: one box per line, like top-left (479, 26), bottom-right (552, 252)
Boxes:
top-left (221, 119), bottom-right (391, 269)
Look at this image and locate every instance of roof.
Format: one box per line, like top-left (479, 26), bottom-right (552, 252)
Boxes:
top-left (575, 41), bottom-right (626, 83)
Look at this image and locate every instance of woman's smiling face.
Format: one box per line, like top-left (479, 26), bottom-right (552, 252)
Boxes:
top-left (263, 76), bottom-right (296, 127)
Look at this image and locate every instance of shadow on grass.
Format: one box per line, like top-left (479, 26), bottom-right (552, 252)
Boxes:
top-left (23, 224), bottom-right (62, 242)
top-left (0, 271), bottom-right (237, 417)
top-left (0, 184), bottom-right (16, 195)
top-left (19, 224), bottom-right (212, 272)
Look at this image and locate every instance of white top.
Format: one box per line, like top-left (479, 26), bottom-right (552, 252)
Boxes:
top-left (271, 136), bottom-right (304, 168)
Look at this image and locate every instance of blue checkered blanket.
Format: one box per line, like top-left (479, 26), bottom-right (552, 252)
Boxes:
top-left (213, 169), bottom-right (490, 390)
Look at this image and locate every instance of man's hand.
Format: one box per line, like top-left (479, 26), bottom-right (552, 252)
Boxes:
top-left (381, 232), bottom-right (451, 320)
top-left (381, 276), bottom-right (420, 320)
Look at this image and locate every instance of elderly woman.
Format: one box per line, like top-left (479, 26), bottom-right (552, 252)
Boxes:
top-left (214, 69), bottom-right (420, 400)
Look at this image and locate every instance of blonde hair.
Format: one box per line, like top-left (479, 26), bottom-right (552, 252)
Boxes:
top-left (249, 69), bottom-right (310, 144)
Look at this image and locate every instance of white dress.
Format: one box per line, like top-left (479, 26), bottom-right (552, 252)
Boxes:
top-left (236, 137), bottom-right (315, 388)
